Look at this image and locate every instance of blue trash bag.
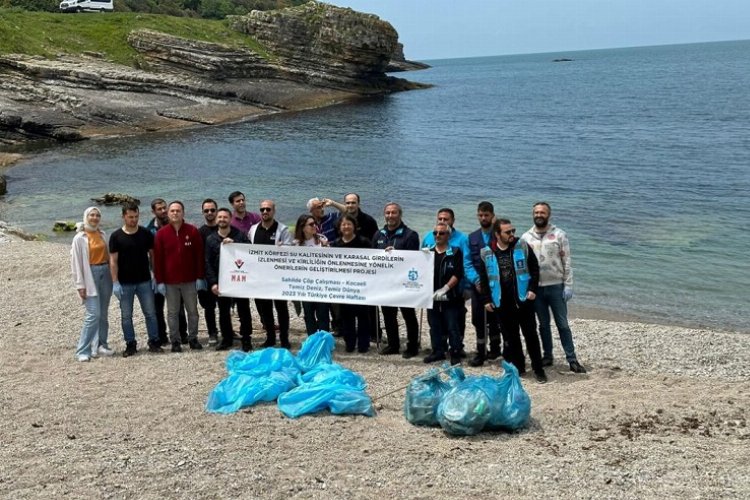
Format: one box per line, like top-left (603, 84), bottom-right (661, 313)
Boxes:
top-left (436, 377), bottom-right (494, 435)
top-left (206, 370), bottom-right (298, 414)
top-left (226, 348), bottom-right (300, 377)
top-left (277, 383), bottom-right (375, 419)
top-left (444, 363), bottom-right (467, 386)
top-left (296, 331), bottom-right (336, 372)
top-left (493, 361), bottom-right (531, 430)
top-left (404, 368), bottom-right (451, 427)
top-left (298, 363), bottom-right (367, 390)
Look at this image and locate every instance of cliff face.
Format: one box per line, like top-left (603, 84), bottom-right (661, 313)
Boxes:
top-left (0, 2), bottom-right (428, 150)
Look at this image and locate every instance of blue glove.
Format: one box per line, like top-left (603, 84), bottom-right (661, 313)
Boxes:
top-left (112, 281), bottom-right (122, 300)
top-left (196, 279), bottom-right (207, 291)
top-left (156, 283), bottom-right (166, 296)
top-left (563, 287), bottom-right (573, 302)
top-left (151, 277), bottom-right (157, 292)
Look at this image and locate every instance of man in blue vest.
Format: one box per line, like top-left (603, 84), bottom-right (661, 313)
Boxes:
top-left (479, 218), bottom-right (547, 383)
top-left (466, 201), bottom-right (502, 366)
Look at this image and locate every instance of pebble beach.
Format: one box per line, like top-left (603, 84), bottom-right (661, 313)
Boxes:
top-left (1, 234), bottom-right (748, 499)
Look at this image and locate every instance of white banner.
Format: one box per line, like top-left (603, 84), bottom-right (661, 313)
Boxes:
top-left (219, 244), bottom-right (434, 309)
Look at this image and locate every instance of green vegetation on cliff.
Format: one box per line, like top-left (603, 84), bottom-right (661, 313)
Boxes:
top-left (0, 9), bottom-right (267, 65)
top-left (1, 0), bottom-right (307, 19)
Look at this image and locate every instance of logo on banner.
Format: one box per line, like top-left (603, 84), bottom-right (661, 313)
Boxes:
top-left (402, 267), bottom-right (423, 292)
top-left (230, 258), bottom-right (248, 282)
top-left (234, 259), bottom-right (245, 269)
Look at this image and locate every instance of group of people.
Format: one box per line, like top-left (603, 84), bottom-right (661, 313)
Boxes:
top-left (70, 191), bottom-right (588, 383)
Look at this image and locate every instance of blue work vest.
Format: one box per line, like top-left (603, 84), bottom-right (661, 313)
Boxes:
top-left (481, 241), bottom-right (531, 307)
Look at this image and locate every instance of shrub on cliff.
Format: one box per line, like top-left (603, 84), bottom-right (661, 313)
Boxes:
top-left (1, 0), bottom-right (307, 16)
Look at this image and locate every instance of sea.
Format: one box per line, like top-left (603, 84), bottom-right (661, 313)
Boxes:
top-left (2, 40), bottom-right (749, 332)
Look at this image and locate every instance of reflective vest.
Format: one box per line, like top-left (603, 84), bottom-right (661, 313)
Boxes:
top-left (481, 240), bottom-right (531, 307)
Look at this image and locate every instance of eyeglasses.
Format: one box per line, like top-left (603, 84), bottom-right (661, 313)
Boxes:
top-left (502, 228), bottom-right (516, 235)
top-left (203, 208), bottom-right (216, 213)
top-left (432, 231), bottom-right (447, 236)
top-left (259, 207), bottom-right (272, 213)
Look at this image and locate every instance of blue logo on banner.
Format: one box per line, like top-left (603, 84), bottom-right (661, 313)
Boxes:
top-left (408, 268), bottom-right (419, 281)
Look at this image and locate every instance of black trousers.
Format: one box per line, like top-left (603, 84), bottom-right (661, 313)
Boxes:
top-left (498, 299), bottom-right (543, 373)
top-left (381, 306), bottom-right (419, 352)
top-left (217, 296), bottom-right (251, 344)
top-left (198, 290), bottom-right (218, 336)
top-left (471, 288), bottom-right (501, 352)
top-left (340, 304), bottom-right (371, 352)
top-left (255, 299), bottom-right (289, 342)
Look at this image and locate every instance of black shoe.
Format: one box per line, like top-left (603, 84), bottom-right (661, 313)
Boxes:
top-left (402, 349), bottom-right (419, 359)
top-left (261, 338), bottom-right (276, 348)
top-left (423, 352), bottom-right (446, 363)
top-left (570, 361), bottom-right (587, 373)
top-left (180, 334), bottom-right (188, 345)
top-left (171, 341), bottom-right (182, 353)
top-left (450, 352), bottom-right (461, 366)
top-left (458, 349), bottom-right (467, 359)
top-left (542, 357), bottom-right (554, 367)
top-left (147, 343), bottom-right (164, 353)
top-left (280, 339), bottom-right (291, 349)
top-left (189, 339), bottom-right (203, 350)
top-left (534, 369), bottom-right (548, 383)
top-left (241, 339), bottom-right (252, 352)
top-left (158, 336), bottom-right (169, 347)
top-left (487, 347), bottom-right (502, 360)
top-left (208, 334), bottom-right (218, 346)
top-left (379, 345), bottom-right (400, 355)
top-left (468, 353), bottom-right (486, 367)
top-left (215, 343), bottom-right (232, 351)
top-left (122, 341), bottom-right (137, 358)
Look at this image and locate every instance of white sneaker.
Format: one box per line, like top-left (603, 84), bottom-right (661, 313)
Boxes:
top-left (77, 354), bottom-right (90, 362)
top-left (97, 346), bottom-right (115, 357)
top-left (89, 350), bottom-right (99, 359)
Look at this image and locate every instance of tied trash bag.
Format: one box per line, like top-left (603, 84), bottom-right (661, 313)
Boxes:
top-left (404, 368), bottom-right (450, 427)
top-left (436, 379), bottom-right (493, 436)
top-left (206, 370), bottom-right (297, 414)
top-left (296, 331), bottom-right (336, 372)
top-left (226, 348), bottom-right (300, 377)
top-left (494, 361), bottom-right (531, 430)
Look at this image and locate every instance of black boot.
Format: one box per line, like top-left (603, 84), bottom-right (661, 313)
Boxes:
top-left (279, 332), bottom-right (291, 350)
top-left (469, 343), bottom-right (486, 367)
top-left (122, 341), bottom-right (137, 358)
top-left (241, 338), bottom-right (253, 352)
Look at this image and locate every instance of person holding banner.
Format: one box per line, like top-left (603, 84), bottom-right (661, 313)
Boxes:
top-left (205, 208), bottom-right (253, 352)
top-left (373, 202), bottom-right (421, 358)
top-left (332, 214), bottom-right (372, 353)
top-left (293, 214), bottom-right (331, 335)
top-left (248, 200), bottom-right (293, 349)
top-left (424, 222), bottom-right (464, 365)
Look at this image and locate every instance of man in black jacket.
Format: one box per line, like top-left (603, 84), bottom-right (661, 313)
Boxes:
top-left (205, 208), bottom-right (253, 352)
top-left (479, 218), bottom-right (547, 383)
top-left (373, 202), bottom-right (421, 358)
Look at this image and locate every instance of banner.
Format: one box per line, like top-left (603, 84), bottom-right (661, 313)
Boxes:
top-left (219, 244), bottom-right (434, 309)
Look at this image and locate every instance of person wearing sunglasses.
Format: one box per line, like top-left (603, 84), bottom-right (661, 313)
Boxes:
top-left (423, 222), bottom-right (464, 365)
top-left (198, 198), bottom-right (220, 346)
top-left (249, 200), bottom-right (293, 348)
top-left (478, 218), bottom-right (547, 383)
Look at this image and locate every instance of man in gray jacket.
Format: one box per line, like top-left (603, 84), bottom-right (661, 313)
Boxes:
top-left (521, 202), bottom-right (587, 373)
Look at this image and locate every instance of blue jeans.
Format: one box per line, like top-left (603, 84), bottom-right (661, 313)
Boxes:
top-left (427, 302), bottom-right (462, 356)
top-left (119, 280), bottom-right (159, 344)
top-left (75, 263), bottom-right (112, 357)
top-left (534, 283), bottom-right (578, 363)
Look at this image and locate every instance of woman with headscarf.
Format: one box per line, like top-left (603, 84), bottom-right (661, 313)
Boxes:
top-left (293, 213), bottom-right (330, 335)
top-left (70, 207), bottom-right (113, 361)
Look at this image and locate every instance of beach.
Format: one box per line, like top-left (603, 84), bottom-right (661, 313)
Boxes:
top-left (1, 234), bottom-right (748, 499)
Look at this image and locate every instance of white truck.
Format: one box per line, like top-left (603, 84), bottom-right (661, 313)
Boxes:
top-left (59, 0), bottom-right (113, 12)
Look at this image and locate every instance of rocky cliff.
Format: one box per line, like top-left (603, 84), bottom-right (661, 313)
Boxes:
top-left (0, 1), bottom-right (429, 151)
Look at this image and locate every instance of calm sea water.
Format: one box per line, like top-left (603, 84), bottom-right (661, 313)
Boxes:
top-left (2, 40), bottom-right (749, 331)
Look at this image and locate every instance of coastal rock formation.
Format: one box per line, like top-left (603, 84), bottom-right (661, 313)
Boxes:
top-left (90, 193), bottom-right (141, 206)
top-left (0, 2), bottom-right (428, 150)
top-left (387, 43), bottom-right (431, 72)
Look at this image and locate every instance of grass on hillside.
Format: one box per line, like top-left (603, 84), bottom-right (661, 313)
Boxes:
top-left (0, 9), bottom-right (268, 67)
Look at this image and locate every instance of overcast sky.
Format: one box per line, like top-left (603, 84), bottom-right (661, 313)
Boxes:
top-left (328, 0), bottom-right (750, 60)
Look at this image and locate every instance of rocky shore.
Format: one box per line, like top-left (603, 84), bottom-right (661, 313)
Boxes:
top-left (0, 2), bottom-right (429, 153)
top-left (1, 234), bottom-right (748, 499)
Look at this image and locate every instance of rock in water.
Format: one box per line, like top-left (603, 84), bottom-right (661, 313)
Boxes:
top-left (53, 221), bottom-right (77, 232)
top-left (90, 193), bottom-right (140, 206)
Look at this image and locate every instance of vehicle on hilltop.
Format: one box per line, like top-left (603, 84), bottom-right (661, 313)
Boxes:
top-left (59, 0), bottom-right (113, 13)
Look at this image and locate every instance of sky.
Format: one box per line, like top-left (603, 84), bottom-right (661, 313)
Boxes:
top-left (328, 0), bottom-right (750, 60)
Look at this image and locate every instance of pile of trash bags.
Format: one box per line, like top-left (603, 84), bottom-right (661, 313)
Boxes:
top-left (206, 331), bottom-right (375, 418)
top-left (404, 361), bottom-right (531, 435)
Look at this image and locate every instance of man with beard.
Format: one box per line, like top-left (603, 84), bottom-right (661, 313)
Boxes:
top-left (198, 199), bottom-right (220, 346)
top-left (153, 201), bottom-right (206, 352)
top-left (248, 200), bottom-right (293, 348)
top-left (327, 193), bottom-right (379, 240)
top-left (521, 202), bottom-right (587, 373)
top-left (373, 202), bottom-right (420, 358)
top-left (146, 198), bottom-right (186, 346)
top-left (205, 208), bottom-right (253, 352)
top-left (466, 201), bottom-right (502, 367)
top-left (228, 191), bottom-right (261, 234)
top-left (479, 218), bottom-right (547, 383)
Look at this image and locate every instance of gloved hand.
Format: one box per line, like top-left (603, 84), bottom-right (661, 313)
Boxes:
top-left (151, 277), bottom-right (157, 292)
top-left (156, 283), bottom-right (166, 296)
top-left (421, 247), bottom-right (431, 253)
top-left (112, 281), bottom-right (122, 300)
top-left (563, 286), bottom-right (574, 302)
top-left (196, 279), bottom-right (207, 291)
top-left (432, 285), bottom-right (450, 301)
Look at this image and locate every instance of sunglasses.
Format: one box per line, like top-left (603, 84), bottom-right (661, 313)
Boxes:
top-left (433, 231), bottom-right (447, 236)
top-left (501, 228), bottom-right (516, 235)
top-left (203, 208), bottom-right (216, 213)
top-left (259, 207), bottom-right (272, 213)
